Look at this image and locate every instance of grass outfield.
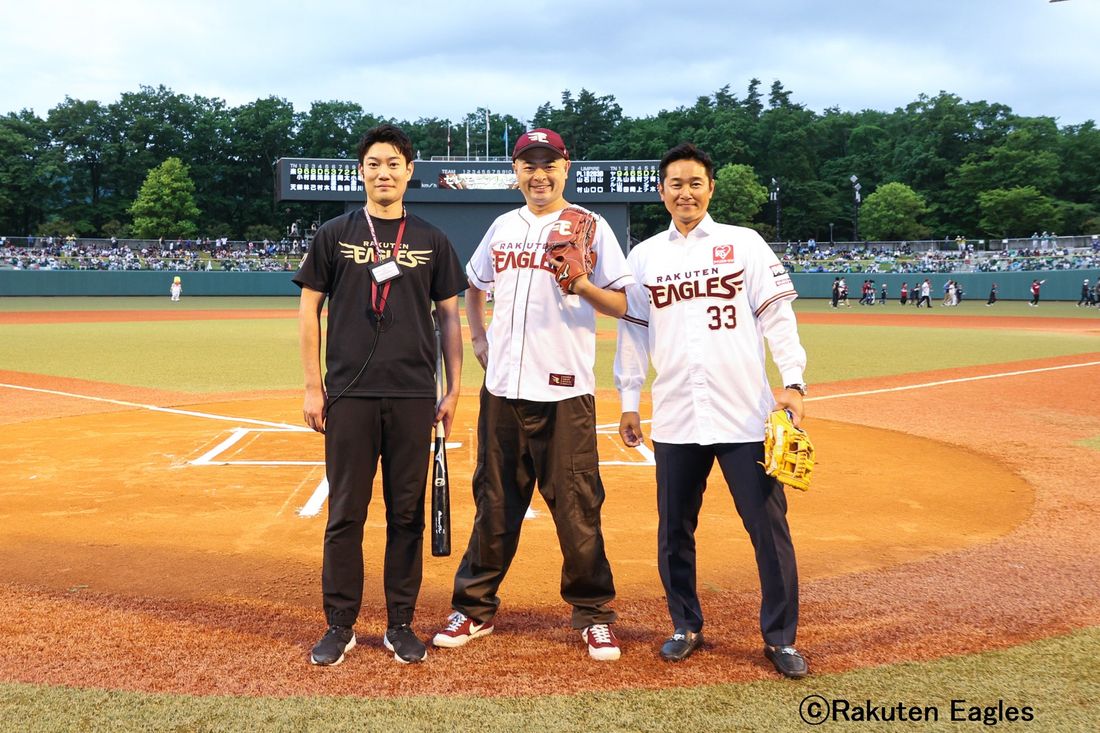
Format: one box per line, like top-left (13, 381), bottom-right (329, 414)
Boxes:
top-left (0, 298), bottom-right (1096, 393)
top-left (1, 628), bottom-right (1095, 732)
top-left (2, 295), bottom-right (1100, 318)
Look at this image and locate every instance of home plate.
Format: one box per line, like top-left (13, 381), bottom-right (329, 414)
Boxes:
top-left (524, 508), bottom-right (540, 520)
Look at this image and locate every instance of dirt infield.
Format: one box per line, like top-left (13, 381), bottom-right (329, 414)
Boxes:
top-left (0, 311), bottom-right (1098, 699)
top-left (797, 310), bottom-right (1100, 332)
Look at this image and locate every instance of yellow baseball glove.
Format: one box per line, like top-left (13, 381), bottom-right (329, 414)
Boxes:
top-left (760, 409), bottom-right (815, 492)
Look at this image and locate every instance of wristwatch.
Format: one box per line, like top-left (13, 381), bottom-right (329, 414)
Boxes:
top-left (784, 383), bottom-right (808, 396)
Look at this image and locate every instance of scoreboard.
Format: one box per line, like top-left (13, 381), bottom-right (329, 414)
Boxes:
top-left (571, 162), bottom-right (660, 195)
top-left (277, 158), bottom-right (661, 203)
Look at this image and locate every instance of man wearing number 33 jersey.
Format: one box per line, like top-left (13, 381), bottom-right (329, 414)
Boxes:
top-left (614, 143), bottom-right (810, 677)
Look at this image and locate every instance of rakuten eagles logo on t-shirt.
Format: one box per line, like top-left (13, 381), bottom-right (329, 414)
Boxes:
top-left (339, 241), bottom-right (430, 267)
top-left (549, 373), bottom-right (576, 387)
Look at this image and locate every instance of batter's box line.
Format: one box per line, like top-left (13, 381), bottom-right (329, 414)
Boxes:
top-left (186, 425), bottom-right (468, 518)
top-left (188, 426), bottom-right (465, 467)
top-left (191, 425), bottom-right (653, 517)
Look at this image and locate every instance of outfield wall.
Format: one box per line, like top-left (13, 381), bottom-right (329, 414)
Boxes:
top-left (1, 269), bottom-right (1098, 300)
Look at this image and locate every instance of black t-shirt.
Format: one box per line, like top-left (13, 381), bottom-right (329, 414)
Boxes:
top-left (292, 209), bottom-right (466, 398)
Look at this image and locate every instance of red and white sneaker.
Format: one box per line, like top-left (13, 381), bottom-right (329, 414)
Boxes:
top-left (582, 624), bottom-right (621, 661)
top-left (432, 611), bottom-right (494, 648)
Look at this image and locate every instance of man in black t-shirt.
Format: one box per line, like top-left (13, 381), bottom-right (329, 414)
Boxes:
top-left (293, 124), bottom-right (466, 666)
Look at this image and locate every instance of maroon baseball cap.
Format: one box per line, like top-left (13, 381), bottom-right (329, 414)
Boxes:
top-left (511, 128), bottom-right (569, 160)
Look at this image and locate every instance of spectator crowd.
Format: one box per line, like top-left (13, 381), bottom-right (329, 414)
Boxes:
top-left (782, 238), bottom-right (1100, 274)
top-left (0, 235), bottom-right (304, 272)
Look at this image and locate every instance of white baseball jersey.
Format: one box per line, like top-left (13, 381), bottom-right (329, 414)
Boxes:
top-left (467, 205), bottom-right (634, 402)
top-left (614, 214), bottom-right (806, 444)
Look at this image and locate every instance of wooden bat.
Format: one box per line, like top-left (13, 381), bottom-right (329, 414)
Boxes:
top-left (430, 312), bottom-right (451, 557)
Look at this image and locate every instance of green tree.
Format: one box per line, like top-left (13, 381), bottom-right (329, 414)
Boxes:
top-left (860, 182), bottom-right (929, 240)
top-left (889, 93), bottom-right (1013, 234)
top-left (296, 100), bottom-right (373, 158)
top-left (0, 111), bottom-right (62, 234)
top-left (244, 223), bottom-right (282, 242)
top-left (404, 116), bottom-right (459, 159)
top-left (457, 107), bottom-right (493, 158)
top-left (776, 179), bottom-right (845, 242)
top-left (129, 157), bottom-right (201, 238)
top-left (532, 89), bottom-right (623, 160)
top-left (1055, 120), bottom-right (1100, 209)
top-left (709, 163), bottom-right (767, 226)
top-left (101, 219), bottom-right (127, 238)
top-left (1055, 200), bottom-right (1098, 235)
top-left (977, 186), bottom-right (1059, 238)
top-left (223, 96), bottom-right (297, 236)
top-left (46, 97), bottom-right (112, 233)
top-left (744, 78), bottom-right (764, 119)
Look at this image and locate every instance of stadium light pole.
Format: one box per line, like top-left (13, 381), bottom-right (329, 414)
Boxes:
top-left (770, 177), bottom-right (781, 242)
top-left (850, 174), bottom-right (862, 241)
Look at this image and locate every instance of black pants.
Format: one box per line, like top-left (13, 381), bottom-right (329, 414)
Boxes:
top-left (322, 396), bottom-right (435, 628)
top-left (654, 441), bottom-right (799, 646)
top-left (451, 388), bottom-right (617, 629)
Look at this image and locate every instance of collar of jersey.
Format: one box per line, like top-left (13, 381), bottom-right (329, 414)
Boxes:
top-left (520, 205), bottom-right (572, 224)
top-left (667, 213), bottom-right (717, 242)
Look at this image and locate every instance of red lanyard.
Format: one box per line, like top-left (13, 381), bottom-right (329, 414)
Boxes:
top-left (364, 208), bottom-right (406, 318)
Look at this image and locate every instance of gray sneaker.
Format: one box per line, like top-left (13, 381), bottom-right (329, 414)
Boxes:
top-left (310, 625), bottom-right (356, 666)
top-left (384, 624), bottom-right (428, 664)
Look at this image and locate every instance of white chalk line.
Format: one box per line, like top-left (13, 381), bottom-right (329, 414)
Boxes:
top-left (8, 358), bottom-right (1096, 518)
top-left (0, 382), bottom-right (309, 431)
top-left (804, 359), bottom-right (1100, 402)
top-left (300, 478), bottom-right (329, 518)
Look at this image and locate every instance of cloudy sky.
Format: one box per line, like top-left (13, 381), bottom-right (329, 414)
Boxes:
top-left (2, 0), bottom-right (1097, 127)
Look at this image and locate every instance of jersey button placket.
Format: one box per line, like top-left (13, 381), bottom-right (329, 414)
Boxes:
top-left (507, 263), bottom-right (534, 398)
top-left (684, 238), bottom-right (714, 443)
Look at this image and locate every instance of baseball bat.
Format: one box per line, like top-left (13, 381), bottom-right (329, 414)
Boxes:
top-left (430, 312), bottom-right (451, 557)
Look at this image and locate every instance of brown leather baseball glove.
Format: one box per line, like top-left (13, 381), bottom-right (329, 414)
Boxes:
top-left (544, 206), bottom-right (597, 295)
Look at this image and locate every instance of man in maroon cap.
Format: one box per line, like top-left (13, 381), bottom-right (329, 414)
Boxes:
top-left (432, 129), bottom-right (634, 660)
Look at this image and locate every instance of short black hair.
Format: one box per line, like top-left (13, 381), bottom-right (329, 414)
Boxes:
top-left (357, 123), bottom-right (414, 166)
top-left (659, 143), bottom-right (715, 182)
